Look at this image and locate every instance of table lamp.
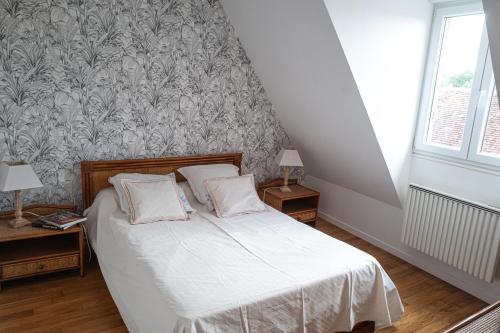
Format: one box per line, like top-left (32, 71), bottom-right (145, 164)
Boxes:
top-left (276, 149), bottom-right (303, 192)
top-left (0, 162), bottom-right (43, 228)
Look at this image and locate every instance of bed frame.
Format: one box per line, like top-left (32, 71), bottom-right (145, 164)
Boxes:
top-left (80, 152), bottom-right (375, 333)
top-left (81, 152), bottom-right (242, 210)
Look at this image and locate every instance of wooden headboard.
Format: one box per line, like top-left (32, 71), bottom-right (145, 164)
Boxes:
top-left (81, 153), bottom-right (242, 209)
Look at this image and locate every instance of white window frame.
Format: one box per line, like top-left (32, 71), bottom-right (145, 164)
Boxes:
top-left (414, 2), bottom-right (499, 167)
top-left (468, 53), bottom-right (500, 166)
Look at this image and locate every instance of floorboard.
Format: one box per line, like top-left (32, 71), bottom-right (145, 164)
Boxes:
top-left (0, 218), bottom-right (487, 332)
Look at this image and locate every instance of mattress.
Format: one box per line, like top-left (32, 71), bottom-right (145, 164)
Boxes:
top-left (84, 186), bottom-right (403, 333)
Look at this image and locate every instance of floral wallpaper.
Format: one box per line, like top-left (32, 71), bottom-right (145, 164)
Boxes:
top-left (0, 0), bottom-right (292, 210)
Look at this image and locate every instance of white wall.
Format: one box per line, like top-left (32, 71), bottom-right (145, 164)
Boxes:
top-left (304, 0), bottom-right (500, 303)
top-left (222, 0), bottom-right (500, 303)
top-left (405, 150), bottom-right (500, 302)
top-left (411, 155), bottom-right (500, 208)
top-left (324, 0), bottom-right (433, 202)
top-left (306, 174), bottom-right (500, 304)
top-left (221, 0), bottom-right (401, 207)
top-left (314, 0), bottom-right (500, 302)
top-left (387, 0), bottom-right (500, 302)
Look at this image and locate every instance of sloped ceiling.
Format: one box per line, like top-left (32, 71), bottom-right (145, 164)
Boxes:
top-left (483, 0), bottom-right (500, 93)
top-left (324, 0), bottom-right (432, 201)
top-left (222, 0), bottom-right (408, 207)
top-left (222, 0), bottom-right (400, 207)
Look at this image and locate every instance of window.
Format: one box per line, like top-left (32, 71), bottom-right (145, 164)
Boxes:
top-left (414, 2), bottom-right (500, 167)
top-left (481, 87), bottom-right (500, 155)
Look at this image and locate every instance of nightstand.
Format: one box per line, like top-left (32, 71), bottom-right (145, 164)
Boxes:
top-left (258, 179), bottom-right (320, 225)
top-left (0, 204), bottom-right (85, 290)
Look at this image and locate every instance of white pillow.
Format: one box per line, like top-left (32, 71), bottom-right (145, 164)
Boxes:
top-left (121, 179), bottom-right (188, 224)
top-left (178, 164), bottom-right (239, 210)
top-left (204, 174), bottom-right (266, 218)
top-left (109, 173), bottom-right (194, 213)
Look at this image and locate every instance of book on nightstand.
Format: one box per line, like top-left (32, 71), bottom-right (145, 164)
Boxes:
top-left (33, 211), bottom-right (87, 230)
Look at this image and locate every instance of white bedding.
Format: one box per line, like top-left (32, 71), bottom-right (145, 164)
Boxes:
top-left (85, 186), bottom-right (403, 333)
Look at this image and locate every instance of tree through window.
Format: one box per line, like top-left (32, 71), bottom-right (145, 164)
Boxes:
top-left (414, 2), bottom-right (500, 167)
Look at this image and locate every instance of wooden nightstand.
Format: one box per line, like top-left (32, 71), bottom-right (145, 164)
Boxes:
top-left (258, 179), bottom-right (320, 225)
top-left (0, 204), bottom-right (85, 290)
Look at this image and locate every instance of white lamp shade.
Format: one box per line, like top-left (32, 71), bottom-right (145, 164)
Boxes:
top-left (276, 149), bottom-right (304, 167)
top-left (0, 162), bottom-right (43, 191)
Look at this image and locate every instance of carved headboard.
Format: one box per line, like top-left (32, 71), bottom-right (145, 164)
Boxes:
top-left (81, 153), bottom-right (242, 209)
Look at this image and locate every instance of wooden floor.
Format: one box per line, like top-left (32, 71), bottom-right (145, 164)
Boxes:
top-left (0, 218), bottom-right (487, 333)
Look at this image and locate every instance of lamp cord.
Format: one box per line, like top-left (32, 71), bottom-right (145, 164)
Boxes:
top-left (25, 211), bottom-right (44, 217)
top-left (81, 223), bottom-right (92, 263)
top-left (262, 186), bottom-right (282, 203)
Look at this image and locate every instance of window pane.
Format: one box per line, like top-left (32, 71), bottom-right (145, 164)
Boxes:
top-left (480, 87), bottom-right (500, 156)
top-left (426, 14), bottom-right (485, 149)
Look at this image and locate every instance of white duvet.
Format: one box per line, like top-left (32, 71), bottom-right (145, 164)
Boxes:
top-left (85, 187), bottom-right (403, 333)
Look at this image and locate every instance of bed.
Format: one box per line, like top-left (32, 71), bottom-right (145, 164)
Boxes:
top-left (81, 153), bottom-right (403, 333)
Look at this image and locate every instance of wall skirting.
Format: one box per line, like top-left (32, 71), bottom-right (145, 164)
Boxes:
top-left (319, 210), bottom-right (497, 304)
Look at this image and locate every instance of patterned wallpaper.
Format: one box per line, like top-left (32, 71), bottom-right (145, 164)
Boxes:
top-left (0, 0), bottom-right (292, 210)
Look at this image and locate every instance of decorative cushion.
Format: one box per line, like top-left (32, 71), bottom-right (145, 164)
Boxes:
top-left (109, 173), bottom-right (194, 214)
top-left (204, 174), bottom-right (266, 218)
top-left (178, 164), bottom-right (239, 210)
top-left (121, 179), bottom-right (188, 224)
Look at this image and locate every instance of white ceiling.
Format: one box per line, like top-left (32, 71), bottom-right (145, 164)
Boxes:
top-left (222, 0), bottom-right (401, 207)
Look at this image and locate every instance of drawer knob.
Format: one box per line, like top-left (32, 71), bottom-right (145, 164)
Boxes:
top-left (38, 264), bottom-right (45, 270)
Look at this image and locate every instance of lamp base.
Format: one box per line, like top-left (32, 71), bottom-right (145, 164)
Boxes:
top-left (9, 217), bottom-right (32, 229)
top-left (279, 186), bottom-right (292, 192)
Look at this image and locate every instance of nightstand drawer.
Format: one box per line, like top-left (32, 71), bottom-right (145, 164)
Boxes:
top-left (1, 254), bottom-right (79, 280)
top-left (288, 209), bottom-right (317, 222)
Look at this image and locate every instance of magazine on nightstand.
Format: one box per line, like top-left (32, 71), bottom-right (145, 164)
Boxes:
top-left (33, 211), bottom-right (87, 230)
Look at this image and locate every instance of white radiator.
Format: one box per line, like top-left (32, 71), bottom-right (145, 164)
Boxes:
top-left (402, 184), bottom-right (500, 282)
